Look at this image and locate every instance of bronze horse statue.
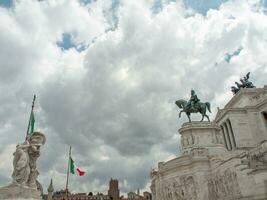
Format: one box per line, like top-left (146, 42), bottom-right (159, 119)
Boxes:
top-left (175, 99), bottom-right (211, 122)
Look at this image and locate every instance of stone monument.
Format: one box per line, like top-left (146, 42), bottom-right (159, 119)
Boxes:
top-left (0, 131), bottom-right (46, 199)
top-left (151, 77), bottom-right (267, 200)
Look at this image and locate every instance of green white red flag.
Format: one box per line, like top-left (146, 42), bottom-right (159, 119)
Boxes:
top-left (70, 157), bottom-right (85, 176)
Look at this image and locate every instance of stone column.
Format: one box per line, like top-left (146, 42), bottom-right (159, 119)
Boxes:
top-left (227, 119), bottom-right (236, 149)
top-left (222, 124), bottom-right (231, 150)
top-left (223, 123), bottom-right (232, 150)
top-left (225, 121), bottom-right (235, 150)
top-left (220, 125), bottom-right (229, 150)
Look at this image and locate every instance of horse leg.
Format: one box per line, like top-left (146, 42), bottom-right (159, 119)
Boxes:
top-left (179, 110), bottom-right (184, 118)
top-left (201, 114), bottom-right (204, 122)
top-left (205, 114), bottom-right (210, 122)
top-left (200, 106), bottom-right (207, 122)
top-left (202, 107), bottom-right (210, 122)
top-left (187, 113), bottom-right (191, 122)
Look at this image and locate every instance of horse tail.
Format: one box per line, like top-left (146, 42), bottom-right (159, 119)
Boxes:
top-left (205, 102), bottom-right (211, 113)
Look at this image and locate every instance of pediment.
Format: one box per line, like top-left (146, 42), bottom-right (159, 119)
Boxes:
top-left (224, 87), bottom-right (265, 109)
top-left (214, 86), bottom-right (267, 122)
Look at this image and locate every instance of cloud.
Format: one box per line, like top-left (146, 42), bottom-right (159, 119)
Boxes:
top-left (0, 0), bottom-right (267, 195)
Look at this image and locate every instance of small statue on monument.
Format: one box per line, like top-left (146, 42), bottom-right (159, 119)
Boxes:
top-left (231, 72), bottom-right (255, 94)
top-left (12, 141), bottom-right (31, 186)
top-left (175, 89), bottom-right (211, 122)
top-left (0, 95), bottom-right (46, 199)
top-left (12, 132), bottom-right (46, 188)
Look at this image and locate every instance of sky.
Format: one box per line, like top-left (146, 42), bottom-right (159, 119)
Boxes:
top-left (0, 0), bottom-right (267, 196)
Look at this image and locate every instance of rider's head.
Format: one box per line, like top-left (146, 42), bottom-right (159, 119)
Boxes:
top-left (191, 89), bottom-right (195, 95)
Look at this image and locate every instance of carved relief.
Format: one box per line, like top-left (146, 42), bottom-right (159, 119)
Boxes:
top-left (184, 176), bottom-right (197, 200)
top-left (212, 132), bottom-right (223, 144)
top-left (173, 180), bottom-right (185, 200)
top-left (208, 169), bottom-right (241, 200)
top-left (186, 137), bottom-right (190, 145)
top-left (161, 176), bottom-right (197, 200)
top-left (181, 135), bottom-right (185, 147)
top-left (162, 183), bottom-right (173, 200)
top-left (191, 134), bottom-right (195, 145)
top-left (190, 147), bottom-right (208, 157)
top-left (194, 135), bottom-right (200, 145)
top-left (241, 142), bottom-right (267, 169)
top-left (182, 134), bottom-right (195, 148)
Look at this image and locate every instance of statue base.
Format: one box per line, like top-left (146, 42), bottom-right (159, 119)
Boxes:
top-left (179, 121), bottom-right (227, 155)
top-left (0, 184), bottom-right (41, 200)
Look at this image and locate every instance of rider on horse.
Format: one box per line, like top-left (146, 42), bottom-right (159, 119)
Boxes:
top-left (187, 89), bottom-right (200, 111)
top-left (175, 89), bottom-right (211, 122)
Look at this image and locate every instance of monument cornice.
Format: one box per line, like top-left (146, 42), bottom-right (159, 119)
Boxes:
top-left (179, 122), bottom-right (220, 133)
top-left (215, 86), bottom-right (267, 122)
top-left (215, 98), bottom-right (267, 122)
top-left (158, 155), bottom-right (210, 175)
top-left (225, 87), bottom-right (262, 109)
top-left (215, 108), bottom-right (247, 122)
top-left (247, 98), bottom-right (267, 111)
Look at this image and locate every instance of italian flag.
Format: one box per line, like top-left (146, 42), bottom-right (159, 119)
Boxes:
top-left (70, 157), bottom-right (85, 176)
top-left (29, 110), bottom-right (35, 134)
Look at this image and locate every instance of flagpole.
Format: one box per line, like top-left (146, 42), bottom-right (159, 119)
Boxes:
top-left (25, 94), bottom-right (36, 141)
top-left (66, 146), bottom-right (71, 200)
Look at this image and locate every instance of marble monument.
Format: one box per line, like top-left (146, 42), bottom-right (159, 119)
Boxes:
top-left (151, 84), bottom-right (267, 200)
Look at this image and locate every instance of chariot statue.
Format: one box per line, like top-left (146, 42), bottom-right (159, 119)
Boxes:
top-left (231, 72), bottom-right (255, 94)
top-left (175, 89), bottom-right (211, 122)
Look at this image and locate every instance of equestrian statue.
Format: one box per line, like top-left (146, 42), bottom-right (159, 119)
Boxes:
top-left (231, 72), bottom-right (255, 95)
top-left (175, 89), bottom-right (211, 122)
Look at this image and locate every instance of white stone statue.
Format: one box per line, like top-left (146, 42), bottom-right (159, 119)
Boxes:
top-left (12, 141), bottom-right (31, 186)
top-left (0, 131), bottom-right (46, 199)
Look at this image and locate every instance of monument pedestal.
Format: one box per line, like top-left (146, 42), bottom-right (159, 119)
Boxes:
top-left (150, 122), bottom-right (230, 200)
top-left (0, 184), bottom-right (41, 199)
top-left (179, 121), bottom-right (227, 156)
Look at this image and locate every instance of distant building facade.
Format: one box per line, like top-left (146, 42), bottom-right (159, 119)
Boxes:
top-left (44, 190), bottom-right (111, 200)
top-left (108, 178), bottom-right (120, 200)
top-left (43, 178), bottom-right (120, 200)
top-left (127, 191), bottom-right (152, 200)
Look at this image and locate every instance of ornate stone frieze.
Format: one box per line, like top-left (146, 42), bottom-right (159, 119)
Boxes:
top-left (241, 141), bottom-right (267, 170)
top-left (212, 131), bottom-right (223, 144)
top-left (190, 147), bottom-right (208, 157)
top-left (208, 169), bottom-right (241, 200)
top-left (159, 176), bottom-right (197, 200)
